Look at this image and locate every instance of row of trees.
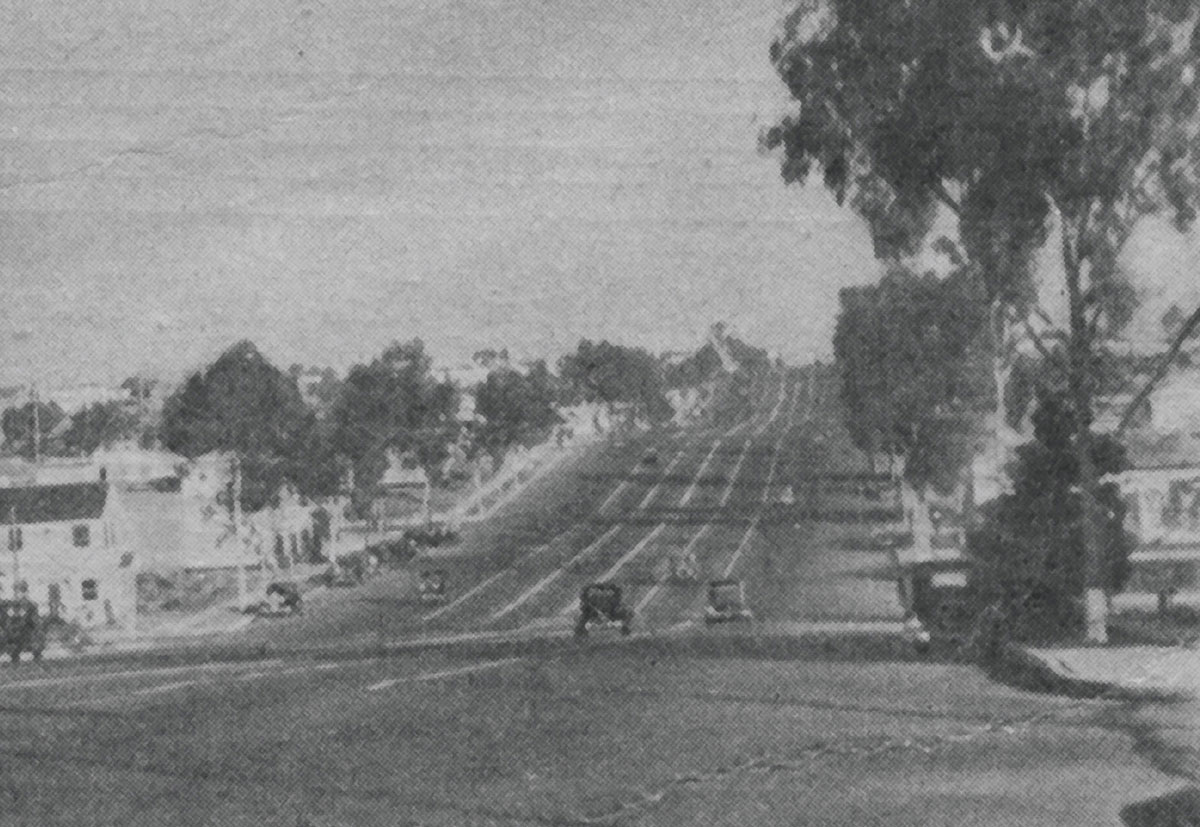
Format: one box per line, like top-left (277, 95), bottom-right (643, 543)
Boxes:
top-left (1, 396), bottom-right (154, 459)
top-left (770, 0), bottom-right (1200, 641)
top-left (2, 327), bottom-right (766, 514)
top-left (154, 333), bottom-right (753, 511)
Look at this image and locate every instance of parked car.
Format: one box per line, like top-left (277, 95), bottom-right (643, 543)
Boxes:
top-left (328, 563), bottom-right (364, 588)
top-left (254, 582), bottom-right (303, 618)
top-left (574, 582), bottom-right (633, 637)
top-left (404, 523), bottom-right (459, 548)
top-left (641, 450), bottom-right (659, 466)
top-left (667, 549), bottom-right (699, 582)
top-left (0, 599), bottom-right (45, 663)
top-left (418, 569), bottom-right (448, 605)
top-left (703, 579), bottom-right (753, 624)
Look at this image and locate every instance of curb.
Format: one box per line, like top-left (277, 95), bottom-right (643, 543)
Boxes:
top-left (24, 617), bottom-right (923, 673)
top-left (1000, 643), bottom-right (1197, 703)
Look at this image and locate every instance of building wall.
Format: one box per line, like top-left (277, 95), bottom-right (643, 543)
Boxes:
top-left (0, 510), bottom-right (136, 627)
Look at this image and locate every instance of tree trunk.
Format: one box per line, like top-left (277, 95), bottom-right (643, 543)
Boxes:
top-left (1063, 217), bottom-right (1107, 644)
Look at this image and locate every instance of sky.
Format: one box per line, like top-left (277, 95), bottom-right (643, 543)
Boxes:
top-left (0, 0), bottom-right (1195, 389)
top-left (0, 0), bottom-right (882, 388)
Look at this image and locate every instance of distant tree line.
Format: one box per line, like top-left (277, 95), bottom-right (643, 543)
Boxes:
top-left (2, 328), bottom-right (774, 512)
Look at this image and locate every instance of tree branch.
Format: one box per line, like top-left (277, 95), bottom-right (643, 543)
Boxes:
top-left (932, 181), bottom-right (962, 216)
top-left (1009, 308), bottom-right (1071, 383)
top-left (1116, 302), bottom-right (1200, 436)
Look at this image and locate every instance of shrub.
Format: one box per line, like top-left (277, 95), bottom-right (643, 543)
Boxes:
top-left (966, 395), bottom-right (1134, 644)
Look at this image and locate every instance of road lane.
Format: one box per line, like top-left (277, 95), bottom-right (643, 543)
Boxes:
top-left (421, 567), bottom-right (512, 621)
top-left (680, 440), bottom-right (721, 506)
top-left (488, 524), bottom-right (624, 621)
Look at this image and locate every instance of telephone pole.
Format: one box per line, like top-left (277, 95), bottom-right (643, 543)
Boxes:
top-left (31, 385), bottom-right (40, 465)
top-left (8, 506), bottom-right (20, 595)
top-left (232, 455), bottom-right (248, 610)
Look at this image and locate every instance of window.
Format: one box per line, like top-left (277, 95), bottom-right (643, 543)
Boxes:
top-left (72, 525), bottom-right (91, 547)
top-left (81, 579), bottom-right (98, 601)
top-left (7, 527), bottom-right (21, 551)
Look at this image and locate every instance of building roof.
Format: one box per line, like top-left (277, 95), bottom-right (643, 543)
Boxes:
top-left (0, 481), bottom-right (108, 525)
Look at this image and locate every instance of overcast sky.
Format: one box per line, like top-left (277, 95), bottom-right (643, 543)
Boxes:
top-left (0, 1), bottom-right (1194, 388)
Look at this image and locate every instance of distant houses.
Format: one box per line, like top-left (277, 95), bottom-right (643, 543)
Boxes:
top-left (0, 447), bottom-right (327, 628)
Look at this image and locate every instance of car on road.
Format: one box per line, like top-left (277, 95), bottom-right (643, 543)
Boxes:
top-left (667, 549), bottom-right (699, 582)
top-left (418, 569), bottom-right (448, 605)
top-left (574, 582), bottom-right (633, 637)
top-left (703, 578), bottom-right (753, 624)
top-left (640, 450), bottom-right (658, 466)
top-left (0, 599), bottom-right (45, 663)
top-left (254, 582), bottom-right (303, 618)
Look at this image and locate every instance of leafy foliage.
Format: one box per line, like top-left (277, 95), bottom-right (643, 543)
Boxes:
top-left (766, 0), bottom-right (1200, 327)
top-left (558, 340), bottom-right (673, 422)
top-left (60, 401), bottom-right (140, 456)
top-left (1, 401), bottom-right (65, 459)
top-left (968, 394), bottom-right (1134, 641)
top-left (473, 361), bottom-right (563, 456)
top-left (329, 339), bottom-right (460, 489)
top-left (161, 341), bottom-right (330, 510)
top-left (833, 267), bottom-right (993, 492)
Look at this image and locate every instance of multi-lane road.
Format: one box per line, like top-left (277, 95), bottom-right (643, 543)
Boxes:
top-left (283, 365), bottom-right (901, 643)
top-left (0, 368), bottom-right (1190, 826)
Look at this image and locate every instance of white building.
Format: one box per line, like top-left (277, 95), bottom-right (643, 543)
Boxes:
top-left (124, 454), bottom-right (321, 573)
top-left (0, 480), bottom-right (136, 627)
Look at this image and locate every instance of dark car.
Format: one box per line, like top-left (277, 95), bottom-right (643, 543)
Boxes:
top-left (255, 581), bottom-right (303, 617)
top-left (0, 599), bottom-right (45, 663)
top-left (703, 578), bottom-right (753, 624)
top-left (641, 450), bottom-right (659, 466)
top-left (575, 582), bottom-right (633, 637)
top-left (418, 569), bottom-right (448, 605)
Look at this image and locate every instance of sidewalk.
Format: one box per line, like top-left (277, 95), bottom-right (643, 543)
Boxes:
top-left (1010, 643), bottom-right (1200, 701)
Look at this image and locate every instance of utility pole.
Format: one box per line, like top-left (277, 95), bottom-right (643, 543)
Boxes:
top-left (8, 506), bottom-right (20, 595)
top-left (31, 385), bottom-right (40, 465)
top-left (232, 455), bottom-right (248, 611)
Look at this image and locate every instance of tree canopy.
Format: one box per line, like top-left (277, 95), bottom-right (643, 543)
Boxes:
top-left (161, 341), bottom-right (327, 509)
top-left (767, 0), bottom-right (1200, 302)
top-left (473, 361), bottom-right (562, 455)
top-left (329, 339), bottom-right (460, 489)
top-left (834, 267), bottom-right (993, 492)
top-left (558, 340), bottom-right (672, 422)
top-left (1, 400), bottom-right (64, 459)
top-left (60, 401), bottom-right (140, 456)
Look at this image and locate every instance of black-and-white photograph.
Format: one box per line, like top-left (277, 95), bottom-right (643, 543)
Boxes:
top-left (0, 1), bottom-right (1199, 824)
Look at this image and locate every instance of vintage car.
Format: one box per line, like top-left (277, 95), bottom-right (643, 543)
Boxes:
top-left (574, 582), bottom-right (634, 637)
top-left (903, 612), bottom-right (932, 653)
top-left (418, 569), bottom-right (449, 605)
top-left (254, 582), bottom-right (303, 618)
top-left (328, 555), bottom-right (370, 587)
top-left (667, 549), bottom-right (699, 583)
top-left (404, 523), bottom-right (459, 548)
top-left (703, 578), bottom-right (753, 624)
top-left (640, 450), bottom-right (659, 466)
top-left (0, 599), bottom-right (45, 663)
